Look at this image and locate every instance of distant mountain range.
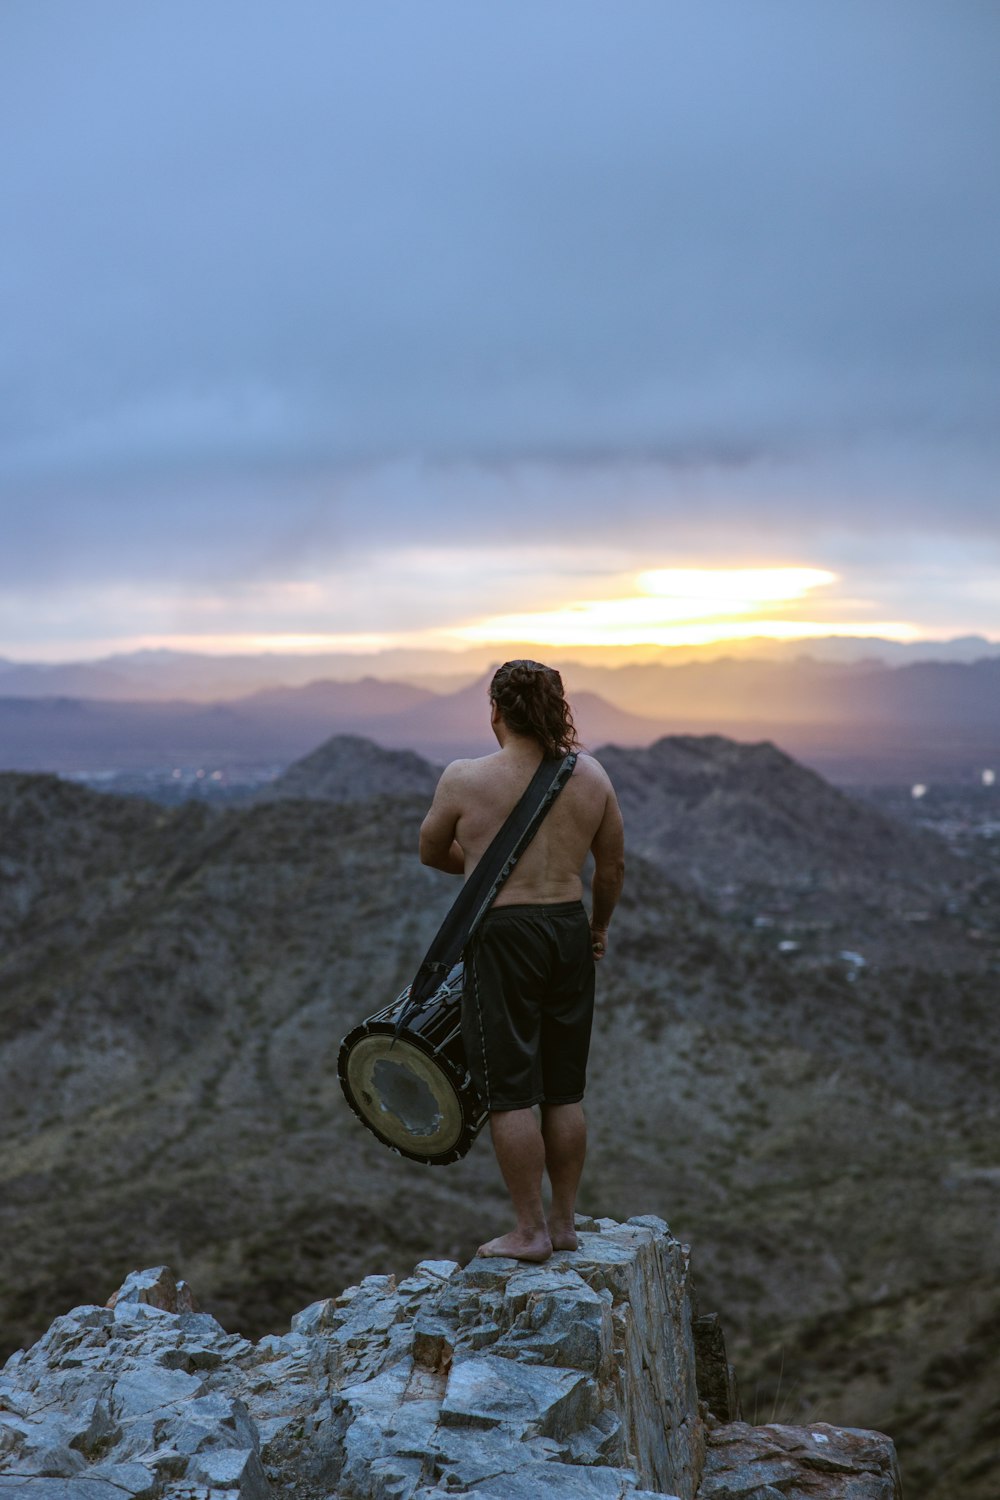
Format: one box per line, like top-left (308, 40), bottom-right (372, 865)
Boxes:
top-left (0, 676), bottom-right (666, 772)
top-left (1, 656), bottom-right (998, 783)
top-left (1, 634), bottom-right (997, 701)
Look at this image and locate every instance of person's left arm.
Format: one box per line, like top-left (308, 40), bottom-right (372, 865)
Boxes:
top-left (419, 762), bottom-right (466, 875)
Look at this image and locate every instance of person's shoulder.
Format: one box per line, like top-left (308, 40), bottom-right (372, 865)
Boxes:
top-left (571, 751), bottom-right (615, 793)
top-left (436, 752), bottom-right (500, 786)
top-left (573, 750), bottom-right (611, 779)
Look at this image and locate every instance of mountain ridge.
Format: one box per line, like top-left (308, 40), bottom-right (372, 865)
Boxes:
top-left (2, 655), bottom-right (999, 782)
top-left (2, 633), bottom-right (998, 701)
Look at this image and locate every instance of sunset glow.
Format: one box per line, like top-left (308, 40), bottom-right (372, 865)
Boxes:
top-left (453, 565), bottom-right (924, 649)
top-left (637, 567), bottom-right (837, 609)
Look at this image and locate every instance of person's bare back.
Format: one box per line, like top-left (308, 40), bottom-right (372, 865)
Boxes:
top-left (420, 745), bottom-right (621, 912)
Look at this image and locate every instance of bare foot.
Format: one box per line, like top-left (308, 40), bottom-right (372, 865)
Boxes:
top-left (547, 1223), bottom-right (579, 1251)
top-left (477, 1229), bottom-right (553, 1262)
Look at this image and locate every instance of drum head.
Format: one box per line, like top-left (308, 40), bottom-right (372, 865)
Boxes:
top-left (341, 1032), bottom-right (468, 1163)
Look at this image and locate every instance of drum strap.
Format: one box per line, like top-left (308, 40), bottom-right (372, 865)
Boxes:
top-left (395, 749), bottom-right (579, 1035)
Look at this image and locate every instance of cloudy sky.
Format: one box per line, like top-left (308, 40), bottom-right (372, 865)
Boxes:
top-left (2, 1), bottom-right (998, 661)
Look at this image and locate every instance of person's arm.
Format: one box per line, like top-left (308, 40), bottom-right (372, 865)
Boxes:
top-left (419, 763), bottom-right (467, 875)
top-left (589, 787), bottom-right (625, 960)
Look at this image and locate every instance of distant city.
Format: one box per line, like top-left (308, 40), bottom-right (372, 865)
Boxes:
top-left (62, 762), bottom-right (288, 805)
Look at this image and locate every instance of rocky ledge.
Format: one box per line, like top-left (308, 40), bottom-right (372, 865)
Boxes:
top-left (0, 1215), bottom-right (901, 1499)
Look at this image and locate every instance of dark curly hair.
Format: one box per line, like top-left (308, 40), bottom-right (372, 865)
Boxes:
top-left (489, 660), bottom-right (580, 759)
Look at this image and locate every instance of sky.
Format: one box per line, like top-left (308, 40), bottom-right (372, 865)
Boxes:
top-left (1, 1), bottom-right (998, 662)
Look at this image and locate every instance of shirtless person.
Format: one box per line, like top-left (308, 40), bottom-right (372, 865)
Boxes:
top-left (419, 660), bottom-right (625, 1262)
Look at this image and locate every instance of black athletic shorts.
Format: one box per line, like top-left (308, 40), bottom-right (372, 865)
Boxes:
top-left (462, 900), bottom-right (595, 1112)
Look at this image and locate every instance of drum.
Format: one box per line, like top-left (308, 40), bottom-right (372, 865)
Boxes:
top-left (337, 963), bottom-right (488, 1165)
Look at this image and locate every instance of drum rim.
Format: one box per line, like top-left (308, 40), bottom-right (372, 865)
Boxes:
top-left (338, 1023), bottom-right (486, 1166)
top-left (343, 1032), bottom-right (466, 1156)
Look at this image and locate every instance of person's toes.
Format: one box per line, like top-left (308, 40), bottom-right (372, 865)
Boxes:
top-left (477, 1231), bottom-right (552, 1262)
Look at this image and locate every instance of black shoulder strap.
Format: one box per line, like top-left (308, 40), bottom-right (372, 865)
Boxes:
top-left (398, 751), bottom-right (578, 1031)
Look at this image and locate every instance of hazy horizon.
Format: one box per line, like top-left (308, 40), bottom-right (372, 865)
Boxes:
top-left (2, 629), bottom-right (1000, 674)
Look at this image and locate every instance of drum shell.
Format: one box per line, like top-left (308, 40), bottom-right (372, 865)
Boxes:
top-left (338, 965), bottom-right (488, 1165)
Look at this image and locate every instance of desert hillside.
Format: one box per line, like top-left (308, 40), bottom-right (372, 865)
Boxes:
top-left (1, 738), bottom-right (998, 1496)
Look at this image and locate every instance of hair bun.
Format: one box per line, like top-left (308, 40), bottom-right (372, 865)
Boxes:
top-left (488, 659), bottom-right (578, 758)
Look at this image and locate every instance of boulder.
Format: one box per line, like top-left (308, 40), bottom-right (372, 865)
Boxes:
top-left (700, 1421), bottom-right (903, 1499)
top-left (106, 1268), bottom-right (200, 1316)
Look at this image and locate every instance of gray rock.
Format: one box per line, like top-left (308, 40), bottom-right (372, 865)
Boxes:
top-left (0, 1423), bottom-right (25, 1462)
top-left (627, 1213), bottom-right (672, 1235)
top-left (145, 1445), bottom-right (189, 1481)
top-left (289, 1299), bottom-right (338, 1337)
top-left (7, 1443), bottom-right (85, 1478)
top-left (366, 1454), bottom-right (424, 1500)
top-left (158, 1392), bottom-right (258, 1456)
top-left (108, 1268), bottom-right (199, 1315)
top-left (110, 1365), bottom-right (207, 1419)
top-left (561, 1407), bottom-right (626, 1467)
top-left (439, 1352), bottom-right (596, 1441)
top-left (700, 1421), bottom-right (903, 1499)
top-left (693, 1313), bottom-right (742, 1424)
top-left (175, 1313), bottom-right (236, 1345)
top-left (455, 1460), bottom-right (647, 1498)
top-left (338, 1412), bottom-right (397, 1496)
top-left (412, 1259), bottom-right (462, 1282)
top-left (85, 1461), bottom-right (160, 1497)
top-left (67, 1397), bottom-right (121, 1457)
top-left (326, 1275), bottom-right (404, 1366)
top-left (187, 1445), bottom-right (272, 1497)
top-left (462, 1322), bottom-right (501, 1352)
top-left (339, 1359), bottom-right (414, 1425)
top-left (0, 1228), bottom-right (905, 1500)
top-left (158, 1345), bottom-right (224, 1373)
top-left (410, 1313), bottom-right (454, 1375)
top-left (494, 1265), bottom-right (612, 1373)
top-left (395, 1261), bottom-right (462, 1307)
top-left (0, 1483), bottom-right (142, 1499)
top-left (422, 1425), bottom-right (562, 1488)
top-left (28, 1311), bottom-right (112, 1371)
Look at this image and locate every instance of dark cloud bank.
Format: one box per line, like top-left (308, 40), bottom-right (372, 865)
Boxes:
top-left (1, 1), bottom-right (998, 619)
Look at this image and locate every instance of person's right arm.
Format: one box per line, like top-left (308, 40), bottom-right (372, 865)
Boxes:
top-left (418, 763), bottom-right (467, 875)
top-left (589, 785), bottom-right (625, 960)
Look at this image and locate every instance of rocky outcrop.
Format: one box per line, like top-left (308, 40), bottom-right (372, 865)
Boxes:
top-left (255, 735), bottom-right (440, 804)
top-left (0, 1217), bottom-right (902, 1499)
top-left (700, 1422), bottom-right (904, 1499)
top-left (595, 735), bottom-right (959, 898)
